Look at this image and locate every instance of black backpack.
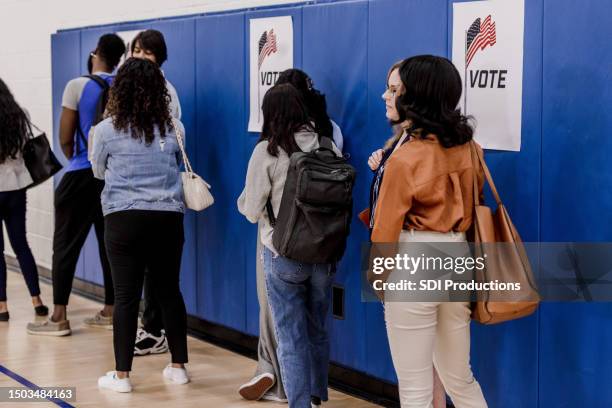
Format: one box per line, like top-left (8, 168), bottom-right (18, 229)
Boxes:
top-left (75, 75), bottom-right (110, 153)
top-left (267, 137), bottom-right (356, 264)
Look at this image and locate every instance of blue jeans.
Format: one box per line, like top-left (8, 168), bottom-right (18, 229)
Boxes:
top-left (0, 189), bottom-right (41, 302)
top-left (263, 247), bottom-right (334, 408)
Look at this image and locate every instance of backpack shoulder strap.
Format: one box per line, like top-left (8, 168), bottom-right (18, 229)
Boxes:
top-left (74, 75), bottom-right (109, 152)
top-left (319, 135), bottom-right (333, 150)
top-left (83, 74), bottom-right (110, 90)
top-left (74, 110), bottom-right (87, 153)
top-left (266, 197), bottom-right (276, 227)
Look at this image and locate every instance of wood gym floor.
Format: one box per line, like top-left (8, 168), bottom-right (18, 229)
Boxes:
top-left (0, 267), bottom-right (381, 408)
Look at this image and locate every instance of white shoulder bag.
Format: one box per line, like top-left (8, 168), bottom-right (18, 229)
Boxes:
top-left (173, 119), bottom-right (214, 211)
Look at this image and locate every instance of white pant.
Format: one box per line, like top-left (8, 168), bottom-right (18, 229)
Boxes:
top-left (385, 230), bottom-right (487, 408)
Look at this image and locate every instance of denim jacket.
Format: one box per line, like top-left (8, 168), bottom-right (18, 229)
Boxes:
top-left (91, 117), bottom-right (184, 216)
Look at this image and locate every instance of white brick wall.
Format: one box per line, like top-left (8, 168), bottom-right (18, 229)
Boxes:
top-left (0, 0), bottom-right (307, 269)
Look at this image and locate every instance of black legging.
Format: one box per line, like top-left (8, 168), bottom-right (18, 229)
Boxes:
top-left (104, 210), bottom-right (188, 372)
top-left (52, 169), bottom-right (113, 306)
top-left (0, 189), bottom-right (41, 302)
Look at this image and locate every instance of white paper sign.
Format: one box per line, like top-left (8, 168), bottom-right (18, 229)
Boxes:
top-left (248, 16), bottom-right (294, 132)
top-left (116, 30), bottom-right (141, 67)
top-left (452, 0), bottom-right (524, 151)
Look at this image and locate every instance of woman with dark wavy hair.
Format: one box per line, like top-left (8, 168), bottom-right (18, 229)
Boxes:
top-left (0, 78), bottom-right (48, 322)
top-left (366, 55), bottom-right (487, 407)
top-left (91, 58), bottom-right (189, 393)
top-left (365, 60), bottom-right (448, 408)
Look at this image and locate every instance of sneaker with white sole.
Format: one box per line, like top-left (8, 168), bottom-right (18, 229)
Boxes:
top-left (27, 319), bottom-right (71, 336)
top-left (84, 311), bottom-right (113, 330)
top-left (238, 373), bottom-right (275, 400)
top-left (163, 365), bottom-right (190, 384)
top-left (311, 396), bottom-right (322, 407)
top-left (134, 328), bottom-right (168, 356)
top-left (261, 391), bottom-right (288, 402)
top-left (98, 371), bottom-right (132, 393)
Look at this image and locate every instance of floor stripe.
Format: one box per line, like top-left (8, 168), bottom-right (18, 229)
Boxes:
top-left (0, 365), bottom-right (75, 408)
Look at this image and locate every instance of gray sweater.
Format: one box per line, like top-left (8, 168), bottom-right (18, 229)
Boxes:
top-left (237, 130), bottom-right (341, 254)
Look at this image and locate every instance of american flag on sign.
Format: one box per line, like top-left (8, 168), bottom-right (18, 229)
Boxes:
top-left (466, 15), bottom-right (496, 67)
top-left (258, 29), bottom-right (278, 68)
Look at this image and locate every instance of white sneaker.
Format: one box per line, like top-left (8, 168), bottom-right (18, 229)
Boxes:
top-left (238, 373), bottom-right (275, 400)
top-left (261, 391), bottom-right (287, 402)
top-left (163, 364), bottom-right (190, 384)
top-left (98, 371), bottom-right (132, 393)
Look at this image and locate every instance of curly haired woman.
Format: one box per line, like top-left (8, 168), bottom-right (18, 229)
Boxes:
top-left (91, 58), bottom-right (189, 393)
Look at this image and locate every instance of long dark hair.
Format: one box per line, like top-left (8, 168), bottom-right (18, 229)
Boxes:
top-left (106, 58), bottom-right (172, 145)
top-left (259, 83), bottom-right (313, 157)
top-left (276, 69), bottom-right (333, 140)
top-left (0, 78), bottom-right (30, 164)
top-left (394, 55), bottom-right (473, 148)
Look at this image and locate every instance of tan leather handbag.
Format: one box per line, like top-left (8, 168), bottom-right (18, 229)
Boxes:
top-left (469, 142), bottom-right (539, 324)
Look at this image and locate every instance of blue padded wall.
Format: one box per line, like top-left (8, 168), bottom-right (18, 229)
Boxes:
top-left (195, 12), bottom-right (248, 333)
top-left (448, 1), bottom-right (543, 406)
top-left (147, 18), bottom-right (198, 315)
top-left (539, 0), bottom-right (612, 407)
top-left (303, 0), bottom-right (370, 377)
top-left (49, 1), bottom-right (612, 405)
top-left (367, 0), bottom-right (450, 382)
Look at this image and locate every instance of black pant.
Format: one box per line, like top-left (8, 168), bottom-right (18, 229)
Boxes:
top-left (142, 276), bottom-right (164, 336)
top-left (0, 189), bottom-right (41, 302)
top-left (51, 169), bottom-right (113, 306)
top-left (105, 210), bottom-right (188, 372)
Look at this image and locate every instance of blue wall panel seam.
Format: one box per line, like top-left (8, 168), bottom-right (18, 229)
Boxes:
top-left (537, 1), bottom-right (545, 406)
top-left (194, 19), bottom-right (200, 316)
top-left (363, 0), bottom-right (369, 367)
top-left (242, 10), bottom-right (247, 331)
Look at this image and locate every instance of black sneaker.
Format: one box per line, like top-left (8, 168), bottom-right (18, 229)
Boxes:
top-left (134, 328), bottom-right (168, 356)
top-left (34, 305), bottom-right (49, 317)
top-left (311, 396), bottom-right (322, 407)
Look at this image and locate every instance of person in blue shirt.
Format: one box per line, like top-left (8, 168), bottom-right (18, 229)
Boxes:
top-left (28, 33), bottom-right (125, 337)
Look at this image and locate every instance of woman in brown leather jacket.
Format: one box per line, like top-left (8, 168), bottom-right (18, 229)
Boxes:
top-left (367, 55), bottom-right (487, 408)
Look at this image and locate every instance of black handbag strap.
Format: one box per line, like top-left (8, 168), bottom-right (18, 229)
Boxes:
top-left (26, 121), bottom-right (44, 139)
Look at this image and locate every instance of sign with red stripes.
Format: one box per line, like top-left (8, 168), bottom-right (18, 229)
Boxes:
top-left (453, 1), bottom-right (525, 151)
